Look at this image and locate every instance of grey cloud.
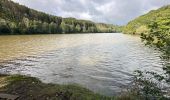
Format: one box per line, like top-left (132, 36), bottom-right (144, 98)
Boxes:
top-left (11, 0), bottom-right (170, 25)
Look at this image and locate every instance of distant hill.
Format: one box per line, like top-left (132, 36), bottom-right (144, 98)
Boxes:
top-left (124, 5), bottom-right (170, 34)
top-left (0, 0), bottom-right (122, 34)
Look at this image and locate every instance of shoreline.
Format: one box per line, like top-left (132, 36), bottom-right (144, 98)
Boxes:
top-left (0, 74), bottom-right (115, 100)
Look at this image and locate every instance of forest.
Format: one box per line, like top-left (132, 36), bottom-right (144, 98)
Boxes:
top-left (0, 0), bottom-right (122, 34)
top-left (124, 4), bottom-right (170, 56)
top-left (124, 5), bottom-right (170, 35)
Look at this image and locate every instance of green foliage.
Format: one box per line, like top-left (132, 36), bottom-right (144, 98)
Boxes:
top-left (141, 17), bottom-right (170, 76)
top-left (141, 18), bottom-right (170, 58)
top-left (124, 5), bottom-right (170, 35)
top-left (116, 70), bottom-right (170, 100)
top-left (96, 23), bottom-right (122, 33)
top-left (60, 22), bottom-right (71, 33)
top-left (125, 3), bottom-right (170, 77)
top-left (131, 70), bottom-right (170, 99)
top-left (0, 0), bottom-right (122, 34)
top-left (123, 6), bottom-right (170, 99)
top-left (0, 18), bottom-right (11, 34)
top-left (75, 24), bottom-right (81, 32)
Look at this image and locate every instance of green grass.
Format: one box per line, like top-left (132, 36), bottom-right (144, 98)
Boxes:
top-left (0, 75), bottom-right (115, 100)
top-left (0, 74), bottom-right (148, 100)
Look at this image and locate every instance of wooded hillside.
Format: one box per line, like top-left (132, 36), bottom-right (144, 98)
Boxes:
top-left (0, 0), bottom-right (121, 34)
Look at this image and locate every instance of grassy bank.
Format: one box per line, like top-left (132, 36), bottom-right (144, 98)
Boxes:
top-left (0, 74), bottom-right (116, 100)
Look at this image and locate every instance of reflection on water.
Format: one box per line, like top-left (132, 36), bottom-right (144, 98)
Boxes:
top-left (0, 33), bottom-right (164, 96)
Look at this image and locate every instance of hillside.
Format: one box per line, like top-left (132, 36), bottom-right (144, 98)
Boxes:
top-left (124, 5), bottom-right (170, 34)
top-left (124, 4), bottom-right (170, 58)
top-left (0, 0), bottom-right (121, 34)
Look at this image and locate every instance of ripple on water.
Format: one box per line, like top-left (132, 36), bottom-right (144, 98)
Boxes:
top-left (0, 33), bottom-right (165, 96)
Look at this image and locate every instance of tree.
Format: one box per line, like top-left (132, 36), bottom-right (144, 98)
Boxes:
top-left (9, 22), bottom-right (17, 34)
top-left (0, 18), bottom-right (11, 34)
top-left (60, 22), bottom-right (70, 33)
top-left (42, 22), bottom-right (49, 33)
top-left (0, 0), bottom-right (120, 34)
top-left (49, 22), bottom-right (57, 33)
top-left (82, 24), bottom-right (87, 33)
top-left (141, 18), bottom-right (170, 54)
top-left (136, 25), bottom-right (149, 35)
top-left (75, 24), bottom-right (81, 32)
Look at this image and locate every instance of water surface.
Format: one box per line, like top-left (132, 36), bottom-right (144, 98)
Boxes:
top-left (0, 33), bottom-right (164, 96)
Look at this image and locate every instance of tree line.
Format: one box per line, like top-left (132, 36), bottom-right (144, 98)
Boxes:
top-left (123, 5), bottom-right (170, 35)
top-left (0, 0), bottom-right (121, 34)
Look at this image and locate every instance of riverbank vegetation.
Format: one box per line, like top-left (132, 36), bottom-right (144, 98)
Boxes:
top-left (1, 74), bottom-right (151, 100)
top-left (124, 4), bottom-right (170, 68)
top-left (124, 3), bottom-right (170, 78)
top-left (0, 0), bottom-right (122, 35)
top-left (0, 74), bottom-right (115, 100)
top-left (123, 4), bottom-right (170, 100)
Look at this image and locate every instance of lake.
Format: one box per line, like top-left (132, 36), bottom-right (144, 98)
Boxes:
top-left (0, 33), bottom-right (164, 96)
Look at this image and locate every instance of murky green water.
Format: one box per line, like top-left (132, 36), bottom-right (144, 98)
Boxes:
top-left (0, 33), bottom-right (164, 96)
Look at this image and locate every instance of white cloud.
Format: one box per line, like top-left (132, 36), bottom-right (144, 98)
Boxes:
top-left (11, 0), bottom-right (170, 25)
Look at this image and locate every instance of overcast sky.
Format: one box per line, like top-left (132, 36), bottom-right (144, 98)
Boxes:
top-left (11, 0), bottom-right (170, 25)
